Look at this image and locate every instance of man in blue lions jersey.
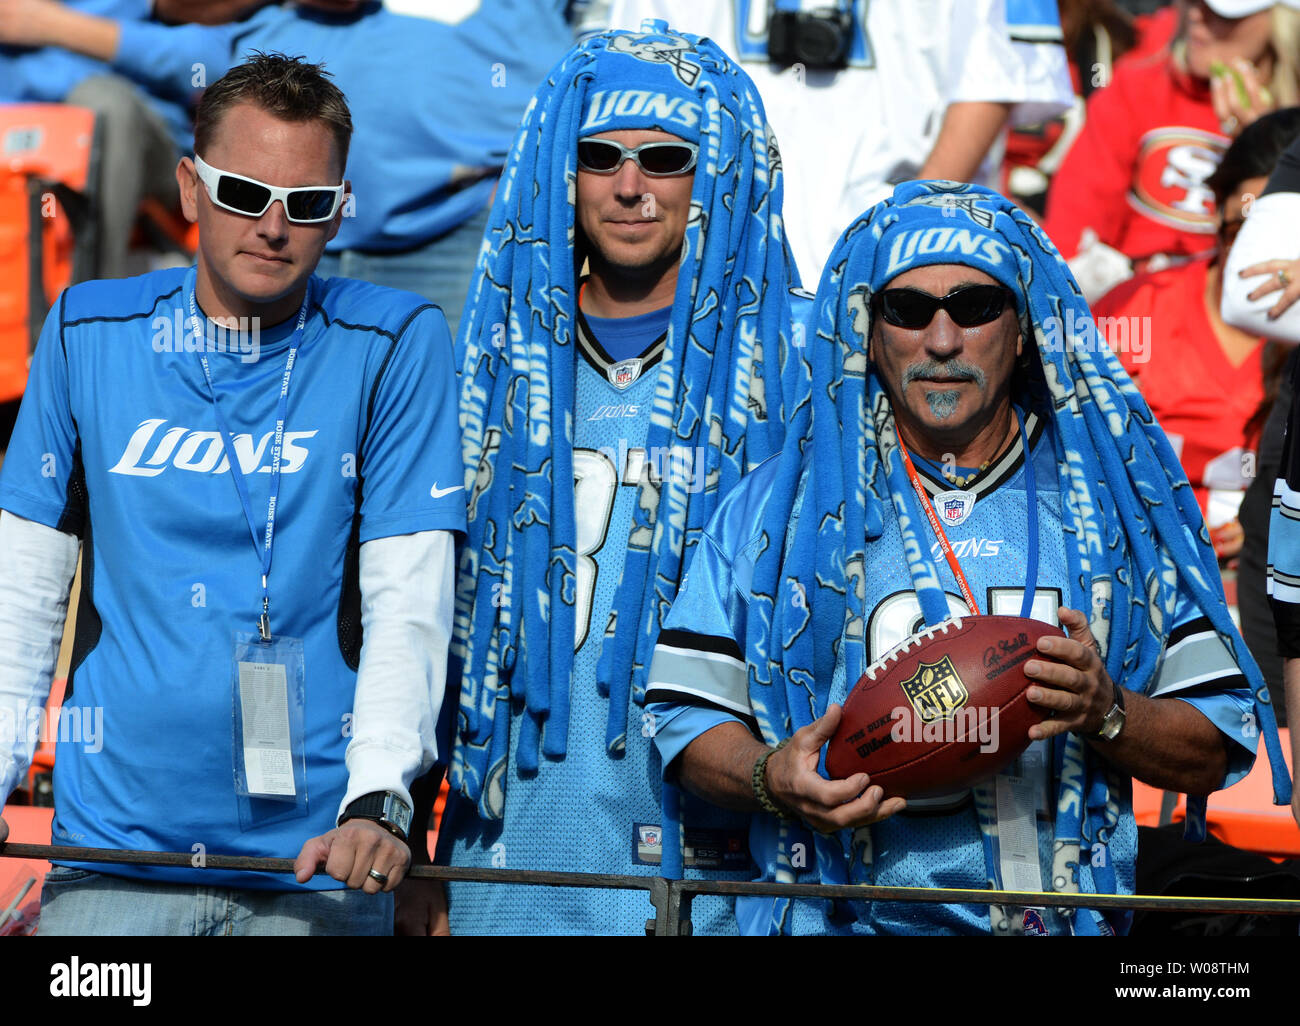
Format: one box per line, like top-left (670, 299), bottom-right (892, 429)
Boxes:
top-left (0, 54), bottom-right (465, 935)
top-left (648, 181), bottom-right (1292, 935)
top-left (410, 25), bottom-right (808, 935)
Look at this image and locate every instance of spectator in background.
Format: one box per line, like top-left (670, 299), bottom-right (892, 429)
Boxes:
top-left (0, 0), bottom-right (579, 335)
top-left (582, 0), bottom-right (1072, 282)
top-left (1043, 0), bottom-right (1300, 301)
top-left (1092, 109), bottom-right (1300, 722)
top-left (1221, 105), bottom-right (1300, 332)
top-left (1260, 121), bottom-right (1300, 822)
top-left (0, 1), bottom-right (191, 278)
top-left (1222, 117), bottom-right (1300, 732)
top-left (1004, 0), bottom-right (1140, 213)
top-left (1216, 119), bottom-right (1300, 760)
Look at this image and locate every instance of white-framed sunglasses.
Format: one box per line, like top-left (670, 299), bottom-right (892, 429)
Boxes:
top-left (576, 138), bottom-right (699, 177)
top-left (192, 154), bottom-right (345, 224)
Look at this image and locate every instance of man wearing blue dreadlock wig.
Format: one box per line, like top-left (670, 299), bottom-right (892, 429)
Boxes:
top-left (648, 180), bottom-right (1292, 935)
top-left (408, 24), bottom-right (810, 935)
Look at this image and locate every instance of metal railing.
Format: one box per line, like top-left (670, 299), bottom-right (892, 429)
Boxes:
top-left (4, 840), bottom-right (1300, 935)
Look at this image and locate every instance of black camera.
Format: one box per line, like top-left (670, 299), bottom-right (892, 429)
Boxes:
top-left (767, 8), bottom-right (854, 70)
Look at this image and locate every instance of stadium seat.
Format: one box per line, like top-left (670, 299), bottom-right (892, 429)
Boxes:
top-left (22, 677), bottom-right (66, 806)
top-left (0, 103), bottom-right (99, 405)
top-left (0, 805), bottom-right (52, 936)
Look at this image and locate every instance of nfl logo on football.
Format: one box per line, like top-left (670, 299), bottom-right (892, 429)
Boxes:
top-left (892, 657), bottom-right (999, 754)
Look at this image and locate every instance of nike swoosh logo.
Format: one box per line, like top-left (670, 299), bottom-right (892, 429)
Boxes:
top-left (430, 483), bottom-right (463, 499)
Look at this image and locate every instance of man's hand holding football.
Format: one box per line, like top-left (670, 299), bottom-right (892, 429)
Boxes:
top-left (765, 703), bottom-right (907, 833)
top-left (1023, 606), bottom-right (1114, 740)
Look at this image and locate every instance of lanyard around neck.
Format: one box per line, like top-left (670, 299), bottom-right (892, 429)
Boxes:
top-left (184, 267), bottom-right (311, 641)
top-left (894, 406), bottom-right (1039, 621)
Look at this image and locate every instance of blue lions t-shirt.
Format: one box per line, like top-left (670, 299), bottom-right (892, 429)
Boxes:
top-left (0, 268), bottom-right (466, 888)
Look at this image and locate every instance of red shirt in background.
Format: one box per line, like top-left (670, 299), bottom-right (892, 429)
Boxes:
top-left (1002, 5), bottom-right (1178, 202)
top-left (1043, 50), bottom-right (1227, 270)
top-left (1132, 5), bottom-right (1179, 61)
top-left (1093, 257), bottom-right (1263, 521)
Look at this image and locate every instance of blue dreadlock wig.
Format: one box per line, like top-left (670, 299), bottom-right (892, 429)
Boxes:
top-left (449, 23), bottom-right (806, 821)
top-left (743, 180), bottom-right (1291, 934)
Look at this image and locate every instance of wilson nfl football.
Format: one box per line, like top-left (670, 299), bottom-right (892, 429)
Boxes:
top-left (825, 615), bottom-right (1059, 798)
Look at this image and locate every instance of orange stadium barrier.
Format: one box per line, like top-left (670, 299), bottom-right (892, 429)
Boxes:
top-left (21, 676), bottom-right (65, 806)
top-left (0, 103), bottom-right (98, 405)
top-left (1134, 727), bottom-right (1299, 860)
top-left (0, 807), bottom-right (51, 934)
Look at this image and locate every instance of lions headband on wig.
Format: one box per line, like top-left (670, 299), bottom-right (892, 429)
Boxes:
top-left (866, 195), bottom-right (1024, 310)
top-left (578, 32), bottom-right (705, 142)
top-left (742, 180), bottom-right (1290, 934)
top-left (450, 24), bottom-right (804, 824)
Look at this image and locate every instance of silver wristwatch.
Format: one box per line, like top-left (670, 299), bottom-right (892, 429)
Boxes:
top-left (1096, 682), bottom-right (1127, 741)
top-left (339, 791), bottom-right (413, 842)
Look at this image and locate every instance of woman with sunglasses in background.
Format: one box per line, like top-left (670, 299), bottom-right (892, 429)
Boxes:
top-left (1042, 0), bottom-right (1300, 300)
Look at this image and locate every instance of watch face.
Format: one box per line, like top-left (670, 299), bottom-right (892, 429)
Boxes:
top-left (390, 802), bottom-right (412, 833)
top-left (382, 795), bottom-right (412, 836)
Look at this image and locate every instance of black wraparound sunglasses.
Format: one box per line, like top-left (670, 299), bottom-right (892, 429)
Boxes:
top-left (872, 284), bottom-right (1015, 329)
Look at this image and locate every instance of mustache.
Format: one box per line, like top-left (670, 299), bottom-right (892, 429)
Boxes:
top-left (902, 359), bottom-right (987, 389)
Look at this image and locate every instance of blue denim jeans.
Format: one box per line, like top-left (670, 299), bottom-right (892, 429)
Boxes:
top-left (316, 203), bottom-right (492, 340)
top-left (38, 867), bottom-right (393, 936)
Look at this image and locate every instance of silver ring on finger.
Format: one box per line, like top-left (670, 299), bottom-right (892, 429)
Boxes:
top-left (1279, 269), bottom-right (1291, 287)
top-left (367, 868), bottom-right (389, 886)
top-left (1223, 115), bottom-right (1239, 134)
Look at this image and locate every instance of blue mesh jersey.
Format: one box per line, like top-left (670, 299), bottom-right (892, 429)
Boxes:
top-left (0, 268), bottom-right (466, 889)
top-left (440, 316), bottom-right (753, 935)
top-left (651, 414), bottom-right (1256, 935)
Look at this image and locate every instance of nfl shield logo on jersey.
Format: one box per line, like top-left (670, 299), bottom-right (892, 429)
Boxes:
top-left (636, 824), bottom-right (664, 865)
top-left (935, 489), bottom-right (975, 527)
top-left (608, 358), bottom-right (643, 390)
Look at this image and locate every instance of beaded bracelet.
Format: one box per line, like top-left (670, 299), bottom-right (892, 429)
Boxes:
top-left (752, 737), bottom-right (798, 820)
